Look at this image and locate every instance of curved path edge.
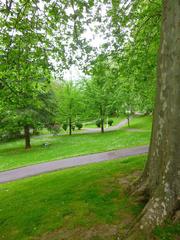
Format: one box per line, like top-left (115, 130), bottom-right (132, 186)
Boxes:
top-left (81, 118), bottom-right (129, 133)
top-left (0, 145), bottom-right (149, 184)
top-left (34, 118), bottom-right (130, 139)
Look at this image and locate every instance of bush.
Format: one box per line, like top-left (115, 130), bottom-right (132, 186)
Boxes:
top-left (76, 122), bottom-right (83, 130)
top-left (62, 123), bottom-right (68, 131)
top-left (96, 119), bottom-right (101, 128)
top-left (32, 129), bottom-right (40, 135)
top-left (108, 119), bottom-right (114, 126)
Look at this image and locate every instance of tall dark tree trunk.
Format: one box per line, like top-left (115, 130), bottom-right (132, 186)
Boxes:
top-left (127, 0), bottom-right (180, 238)
top-left (24, 125), bottom-right (31, 149)
top-left (100, 106), bottom-right (104, 133)
top-left (127, 115), bottom-right (130, 128)
top-left (69, 117), bottom-right (72, 135)
top-left (101, 118), bottom-right (104, 133)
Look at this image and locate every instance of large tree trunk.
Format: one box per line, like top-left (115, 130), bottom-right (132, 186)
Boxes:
top-left (24, 125), bottom-right (31, 149)
top-left (127, 0), bottom-right (180, 238)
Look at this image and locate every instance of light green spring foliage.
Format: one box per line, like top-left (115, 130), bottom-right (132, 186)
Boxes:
top-left (0, 0), bottom-right (161, 141)
top-left (0, 1), bottom-right (51, 103)
top-left (0, 0), bottom-right (95, 140)
top-left (78, 0), bottom-right (162, 118)
top-left (109, 0), bottom-right (162, 113)
top-left (83, 54), bottom-right (119, 120)
top-left (53, 80), bottom-right (85, 125)
top-left (0, 1), bottom-right (57, 141)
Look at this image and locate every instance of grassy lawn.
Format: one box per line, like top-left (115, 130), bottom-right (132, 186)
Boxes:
top-left (83, 121), bottom-right (98, 128)
top-left (124, 115), bottom-right (153, 130)
top-left (0, 116), bottom-right (151, 171)
top-left (83, 116), bottom-right (125, 129)
top-left (0, 155), bottom-right (178, 240)
top-left (111, 116), bottom-right (126, 126)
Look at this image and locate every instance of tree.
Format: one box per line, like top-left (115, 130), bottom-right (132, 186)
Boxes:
top-left (84, 54), bottom-right (118, 133)
top-left (0, 88), bottom-right (57, 148)
top-left (0, 108), bottom-right (22, 141)
top-left (0, 0), bottom-right (56, 148)
top-left (115, 73), bottom-right (137, 127)
top-left (126, 1), bottom-right (180, 238)
top-left (109, 0), bottom-right (161, 117)
top-left (0, 0), bottom-right (95, 146)
top-left (55, 81), bottom-right (84, 135)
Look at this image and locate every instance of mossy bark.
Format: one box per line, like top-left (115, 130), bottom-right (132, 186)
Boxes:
top-left (127, 0), bottom-right (180, 237)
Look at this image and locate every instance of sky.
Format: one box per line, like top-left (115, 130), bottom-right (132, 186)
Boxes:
top-left (1, 0), bottom-right (115, 82)
top-left (63, 4), bottom-right (108, 81)
top-left (63, 33), bottom-right (105, 81)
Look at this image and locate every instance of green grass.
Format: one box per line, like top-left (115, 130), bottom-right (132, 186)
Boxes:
top-left (154, 221), bottom-right (180, 240)
top-left (0, 155), bottom-right (147, 240)
top-left (124, 115), bottom-right (153, 131)
top-left (83, 116), bottom-right (125, 129)
top-left (0, 117), bottom-right (151, 171)
top-left (111, 116), bottom-right (126, 126)
top-left (83, 121), bottom-right (98, 128)
top-left (0, 155), bottom-right (177, 240)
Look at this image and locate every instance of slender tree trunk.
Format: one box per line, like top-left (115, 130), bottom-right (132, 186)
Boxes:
top-left (24, 125), bottom-right (31, 149)
top-left (100, 106), bottom-right (105, 133)
top-left (127, 1), bottom-right (180, 238)
top-left (127, 115), bottom-right (130, 128)
top-left (101, 118), bottom-right (104, 133)
top-left (106, 117), bottom-right (109, 128)
top-left (69, 117), bottom-right (72, 135)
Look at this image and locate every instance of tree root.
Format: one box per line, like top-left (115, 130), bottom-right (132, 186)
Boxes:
top-left (128, 174), bottom-right (150, 205)
top-left (121, 193), bottom-right (178, 240)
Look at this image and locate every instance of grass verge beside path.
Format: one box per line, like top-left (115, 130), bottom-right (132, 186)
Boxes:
top-left (124, 115), bottom-right (153, 131)
top-left (0, 130), bottom-right (150, 171)
top-left (0, 155), bottom-right (178, 240)
top-left (83, 116), bottom-right (125, 129)
top-left (0, 116), bottom-right (152, 171)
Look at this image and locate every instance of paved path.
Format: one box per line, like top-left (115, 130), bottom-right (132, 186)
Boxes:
top-left (0, 145), bottom-right (148, 184)
top-left (33, 119), bottom-right (129, 139)
top-left (81, 119), bottom-right (129, 133)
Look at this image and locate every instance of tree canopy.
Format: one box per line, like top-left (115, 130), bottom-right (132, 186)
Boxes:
top-left (1, 0), bottom-right (179, 237)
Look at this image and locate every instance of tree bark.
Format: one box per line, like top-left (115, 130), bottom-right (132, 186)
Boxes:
top-left (24, 125), bottom-right (31, 149)
top-left (100, 106), bottom-right (105, 133)
top-left (127, 0), bottom-right (180, 237)
top-left (69, 117), bottom-right (72, 135)
top-left (101, 118), bottom-right (104, 133)
top-left (127, 115), bottom-right (130, 128)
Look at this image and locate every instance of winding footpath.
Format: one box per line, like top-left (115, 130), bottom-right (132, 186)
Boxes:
top-left (81, 119), bottom-right (129, 133)
top-left (33, 118), bottom-right (130, 139)
top-left (0, 145), bottom-right (148, 184)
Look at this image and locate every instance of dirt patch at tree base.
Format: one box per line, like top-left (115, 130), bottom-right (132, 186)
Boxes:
top-left (35, 224), bottom-right (120, 240)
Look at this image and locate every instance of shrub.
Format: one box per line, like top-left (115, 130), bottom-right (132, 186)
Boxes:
top-left (96, 119), bottom-right (101, 128)
top-left (76, 122), bottom-right (83, 130)
top-left (32, 129), bottom-right (40, 135)
top-left (108, 119), bottom-right (114, 126)
top-left (62, 123), bottom-right (68, 131)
